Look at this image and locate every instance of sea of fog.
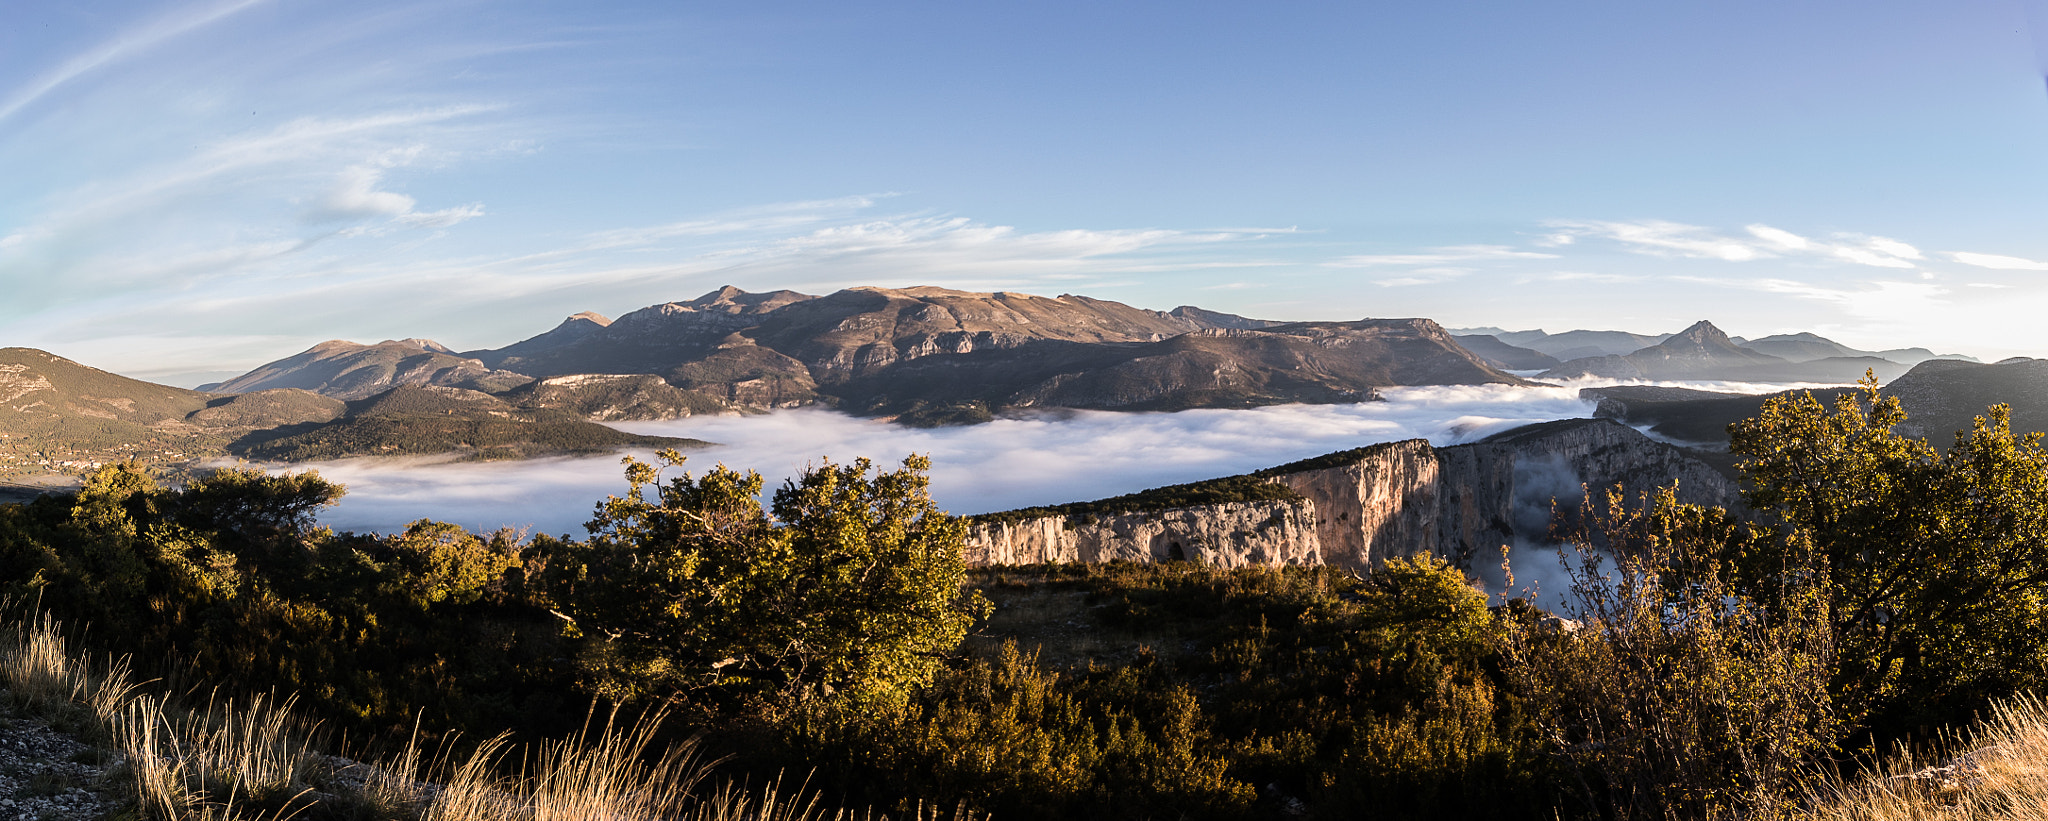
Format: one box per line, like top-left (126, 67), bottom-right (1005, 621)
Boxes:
top-left (296, 378), bottom-right (1842, 537)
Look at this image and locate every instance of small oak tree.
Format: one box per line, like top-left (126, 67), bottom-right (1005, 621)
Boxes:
top-left (1508, 488), bottom-right (1838, 821)
top-left (541, 450), bottom-right (987, 706)
top-left (1730, 375), bottom-right (2048, 732)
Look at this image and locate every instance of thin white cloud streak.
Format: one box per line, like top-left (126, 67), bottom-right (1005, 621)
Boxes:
top-left (1677, 276), bottom-right (1947, 323)
top-left (302, 380), bottom-right (1818, 536)
top-left (1327, 245), bottom-right (1558, 267)
top-left (0, 0), bottom-right (271, 124)
top-left (1526, 272), bottom-right (1643, 284)
top-left (1542, 219), bottom-right (1924, 269)
top-left (1373, 267), bottom-right (1472, 287)
top-left (1952, 251), bottom-right (2048, 271)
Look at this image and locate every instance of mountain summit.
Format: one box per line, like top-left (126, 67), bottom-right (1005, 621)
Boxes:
top-left (1539, 320), bottom-right (1911, 382)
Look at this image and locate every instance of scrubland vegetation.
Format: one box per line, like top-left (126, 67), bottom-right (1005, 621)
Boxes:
top-left (4, 376), bottom-right (2048, 818)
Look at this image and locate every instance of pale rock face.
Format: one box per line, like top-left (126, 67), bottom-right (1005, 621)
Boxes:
top-left (1271, 439), bottom-right (1441, 570)
top-left (964, 500), bottom-right (1322, 568)
top-left (0, 365), bottom-right (54, 404)
top-left (962, 419), bottom-right (1739, 574)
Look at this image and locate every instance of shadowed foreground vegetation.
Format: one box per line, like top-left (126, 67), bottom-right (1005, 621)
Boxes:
top-left (4, 376), bottom-right (2048, 819)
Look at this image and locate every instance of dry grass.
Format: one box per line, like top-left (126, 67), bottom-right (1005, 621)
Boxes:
top-left (0, 610), bottom-right (144, 735)
top-left (1800, 696), bottom-right (2048, 820)
top-left (118, 692), bottom-right (329, 820)
top-left (0, 609), bottom-right (981, 821)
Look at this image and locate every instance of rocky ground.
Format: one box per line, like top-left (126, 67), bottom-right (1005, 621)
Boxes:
top-left (0, 699), bottom-right (123, 820)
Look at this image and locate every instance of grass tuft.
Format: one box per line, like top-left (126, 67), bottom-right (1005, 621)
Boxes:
top-left (0, 608), bottom-right (980, 821)
top-left (1801, 695), bottom-right (2048, 820)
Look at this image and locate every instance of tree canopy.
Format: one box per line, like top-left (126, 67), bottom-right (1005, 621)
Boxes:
top-left (1730, 377), bottom-right (2048, 732)
top-left (538, 450), bottom-right (987, 706)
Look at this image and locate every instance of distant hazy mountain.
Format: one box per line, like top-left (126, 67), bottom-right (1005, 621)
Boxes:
top-left (1539, 321), bottom-right (1912, 382)
top-left (1737, 332), bottom-right (1865, 362)
top-left (1449, 325), bottom-right (1976, 370)
top-left (1450, 334), bottom-right (1561, 371)
top-left (219, 285), bottom-right (1529, 425)
top-left (1485, 328), bottom-right (1672, 359)
top-left (203, 339), bottom-right (531, 399)
top-left (1584, 357), bottom-right (2048, 451)
top-left (1740, 331), bottom-right (1979, 366)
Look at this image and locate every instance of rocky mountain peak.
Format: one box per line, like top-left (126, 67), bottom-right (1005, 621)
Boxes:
top-left (1665, 320), bottom-right (1732, 348)
top-left (366, 338), bottom-right (456, 353)
top-left (566, 311), bottom-right (612, 327)
top-left (676, 285), bottom-right (817, 315)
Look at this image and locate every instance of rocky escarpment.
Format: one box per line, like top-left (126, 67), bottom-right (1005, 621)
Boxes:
top-left (964, 500), bottom-right (1320, 567)
top-left (963, 418), bottom-right (1737, 573)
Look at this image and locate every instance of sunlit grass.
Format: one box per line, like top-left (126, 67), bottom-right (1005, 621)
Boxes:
top-left (1800, 696), bottom-right (2048, 820)
top-left (0, 609), bottom-right (970, 821)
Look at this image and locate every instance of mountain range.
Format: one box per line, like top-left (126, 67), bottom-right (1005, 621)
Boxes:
top-left (1448, 320), bottom-right (1974, 383)
top-left (210, 285), bottom-right (1528, 426)
top-left (1450, 325), bottom-right (1972, 367)
top-left (1584, 356), bottom-right (2048, 451)
top-left (4, 283), bottom-right (2027, 481)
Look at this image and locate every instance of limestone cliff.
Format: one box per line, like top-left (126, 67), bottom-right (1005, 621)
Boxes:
top-left (963, 418), bottom-right (1738, 573)
top-left (1266, 439), bottom-right (1441, 571)
top-left (963, 500), bottom-right (1321, 568)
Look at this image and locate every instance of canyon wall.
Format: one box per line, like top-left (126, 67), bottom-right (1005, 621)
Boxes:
top-left (962, 500), bottom-right (1321, 568)
top-left (962, 418), bottom-right (1738, 573)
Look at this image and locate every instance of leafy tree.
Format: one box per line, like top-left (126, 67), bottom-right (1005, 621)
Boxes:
top-left (540, 450), bottom-right (987, 706)
top-left (1508, 488), bottom-right (1838, 821)
top-left (1730, 376), bottom-right (2048, 731)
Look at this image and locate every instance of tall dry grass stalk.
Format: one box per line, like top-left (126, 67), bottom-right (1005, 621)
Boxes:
top-left (1800, 695), bottom-right (2048, 820)
top-left (0, 610), bottom-right (144, 733)
top-left (117, 691), bottom-right (326, 820)
top-left (0, 609), bottom-right (979, 821)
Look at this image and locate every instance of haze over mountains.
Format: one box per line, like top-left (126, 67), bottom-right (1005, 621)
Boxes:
top-left (1583, 356), bottom-right (2048, 455)
top-left (1448, 320), bottom-right (1975, 382)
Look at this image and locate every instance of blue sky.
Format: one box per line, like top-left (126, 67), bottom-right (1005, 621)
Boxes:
top-left (5, 0), bottom-right (2048, 384)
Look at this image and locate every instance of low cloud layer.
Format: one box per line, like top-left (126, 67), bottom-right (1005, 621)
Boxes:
top-left (302, 380), bottom-right (1818, 538)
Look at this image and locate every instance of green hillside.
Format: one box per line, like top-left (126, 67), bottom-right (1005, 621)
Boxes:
top-left (0, 350), bottom-right (707, 476)
top-left (232, 385), bottom-right (706, 461)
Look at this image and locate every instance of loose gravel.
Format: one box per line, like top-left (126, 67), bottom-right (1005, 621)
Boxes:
top-left (0, 699), bottom-right (124, 821)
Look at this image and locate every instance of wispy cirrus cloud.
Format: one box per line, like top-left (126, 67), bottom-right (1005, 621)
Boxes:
top-left (1677, 275), bottom-right (1946, 323)
top-left (1371, 267), bottom-right (1473, 287)
top-left (0, 105), bottom-right (500, 304)
top-left (1326, 244), bottom-right (1558, 267)
top-left (1542, 219), bottom-right (1924, 269)
top-left (1951, 251), bottom-right (2048, 271)
top-left (0, 0), bottom-right (271, 124)
top-left (1523, 271), bottom-right (1644, 285)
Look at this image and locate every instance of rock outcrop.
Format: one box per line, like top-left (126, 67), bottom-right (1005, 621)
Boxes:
top-left (963, 500), bottom-right (1321, 568)
top-left (963, 418), bottom-right (1737, 573)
